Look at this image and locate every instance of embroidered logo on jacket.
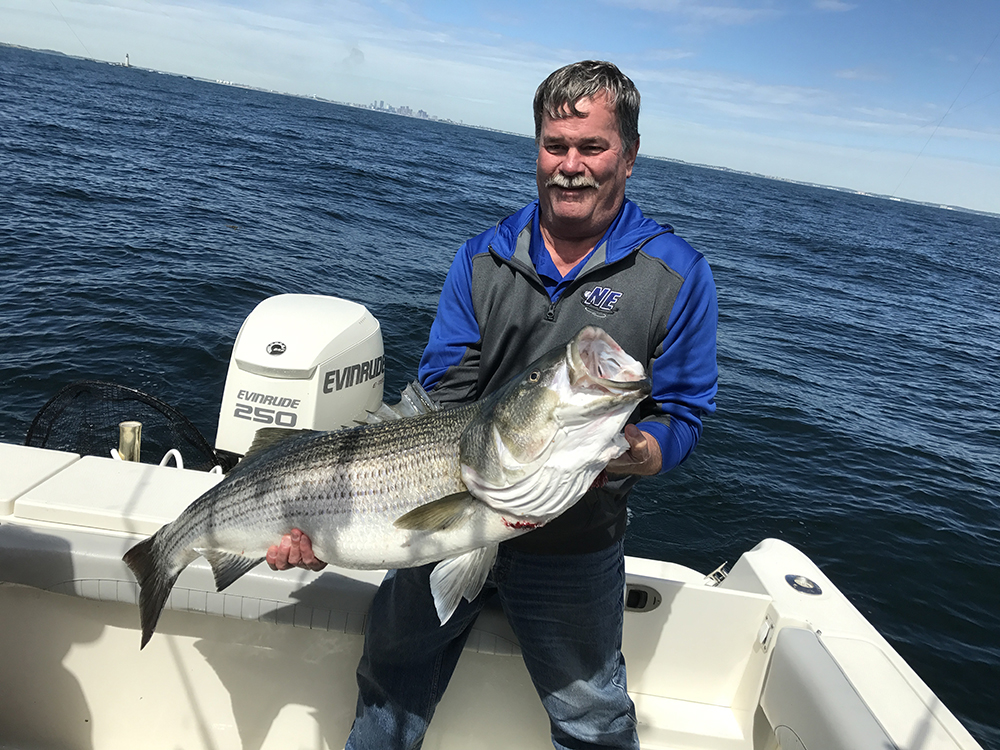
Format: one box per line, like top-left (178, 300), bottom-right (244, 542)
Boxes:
top-left (581, 285), bottom-right (623, 316)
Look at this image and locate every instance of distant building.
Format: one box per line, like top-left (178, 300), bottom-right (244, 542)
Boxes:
top-left (365, 99), bottom-right (438, 121)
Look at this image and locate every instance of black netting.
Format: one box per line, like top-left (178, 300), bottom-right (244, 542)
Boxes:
top-left (24, 380), bottom-right (235, 473)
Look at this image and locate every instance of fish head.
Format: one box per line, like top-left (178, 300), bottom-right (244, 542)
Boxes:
top-left (561, 324), bottom-right (651, 421)
top-left (460, 327), bottom-right (650, 519)
top-left (488, 326), bottom-right (649, 447)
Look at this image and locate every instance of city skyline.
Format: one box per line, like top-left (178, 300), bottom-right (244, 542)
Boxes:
top-left (2, 0), bottom-right (999, 214)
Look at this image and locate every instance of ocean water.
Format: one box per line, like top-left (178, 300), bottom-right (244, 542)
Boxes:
top-left (1, 44), bottom-right (998, 746)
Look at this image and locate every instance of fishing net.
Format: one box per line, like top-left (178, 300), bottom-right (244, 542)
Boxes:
top-left (24, 380), bottom-right (235, 473)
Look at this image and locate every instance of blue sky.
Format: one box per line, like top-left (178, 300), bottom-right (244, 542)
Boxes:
top-left (3, 0), bottom-right (999, 213)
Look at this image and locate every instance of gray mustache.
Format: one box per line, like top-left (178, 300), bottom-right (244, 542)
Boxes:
top-left (546, 173), bottom-right (600, 189)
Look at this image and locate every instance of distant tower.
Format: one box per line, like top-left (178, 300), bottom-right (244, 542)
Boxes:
top-left (125, 53), bottom-right (130, 67)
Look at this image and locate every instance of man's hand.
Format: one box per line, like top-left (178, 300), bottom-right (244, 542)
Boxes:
top-left (606, 424), bottom-right (662, 477)
top-left (266, 528), bottom-right (328, 571)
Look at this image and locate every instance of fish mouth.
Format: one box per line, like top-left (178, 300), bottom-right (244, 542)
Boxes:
top-left (568, 327), bottom-right (651, 398)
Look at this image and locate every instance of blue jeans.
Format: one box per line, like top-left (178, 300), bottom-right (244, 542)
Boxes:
top-left (345, 540), bottom-right (638, 750)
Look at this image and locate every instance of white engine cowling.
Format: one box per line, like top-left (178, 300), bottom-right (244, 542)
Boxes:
top-left (215, 294), bottom-right (385, 458)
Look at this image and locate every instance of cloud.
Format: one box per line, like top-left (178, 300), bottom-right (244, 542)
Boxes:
top-left (835, 68), bottom-right (888, 82)
top-left (344, 46), bottom-right (365, 67)
top-left (642, 116), bottom-right (1000, 213)
top-left (646, 48), bottom-right (697, 61)
top-left (813, 0), bottom-right (855, 11)
top-left (630, 59), bottom-right (1000, 158)
top-left (636, 66), bottom-right (832, 116)
top-left (6, 0), bottom-right (998, 212)
top-left (603, 0), bottom-right (778, 26)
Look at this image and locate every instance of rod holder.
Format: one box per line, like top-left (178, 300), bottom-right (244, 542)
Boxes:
top-left (118, 421), bottom-right (142, 462)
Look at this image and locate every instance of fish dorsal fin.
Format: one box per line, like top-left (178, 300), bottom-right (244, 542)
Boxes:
top-left (245, 427), bottom-right (318, 458)
top-left (393, 492), bottom-right (476, 531)
top-left (226, 427), bottom-right (319, 476)
top-left (365, 381), bottom-right (440, 423)
top-left (429, 544), bottom-right (498, 624)
top-left (199, 549), bottom-right (265, 591)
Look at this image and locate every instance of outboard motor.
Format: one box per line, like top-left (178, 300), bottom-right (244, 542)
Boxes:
top-left (215, 294), bottom-right (384, 462)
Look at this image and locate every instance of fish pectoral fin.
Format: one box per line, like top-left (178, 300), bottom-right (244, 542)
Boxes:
top-left (200, 550), bottom-right (266, 591)
top-left (429, 544), bottom-right (498, 625)
top-left (393, 492), bottom-right (476, 532)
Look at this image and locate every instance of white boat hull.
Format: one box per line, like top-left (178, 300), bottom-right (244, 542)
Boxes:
top-left (0, 442), bottom-right (983, 749)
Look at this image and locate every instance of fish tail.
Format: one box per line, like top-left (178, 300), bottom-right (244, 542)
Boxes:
top-left (122, 534), bottom-right (181, 649)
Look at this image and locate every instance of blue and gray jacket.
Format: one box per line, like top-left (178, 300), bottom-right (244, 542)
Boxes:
top-left (419, 198), bottom-right (718, 554)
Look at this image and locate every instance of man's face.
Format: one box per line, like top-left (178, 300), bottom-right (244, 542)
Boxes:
top-left (536, 93), bottom-right (638, 243)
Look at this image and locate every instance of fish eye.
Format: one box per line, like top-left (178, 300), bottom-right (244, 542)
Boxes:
top-left (528, 370), bottom-right (541, 383)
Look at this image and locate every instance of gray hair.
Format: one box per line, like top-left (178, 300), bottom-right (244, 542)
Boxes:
top-left (533, 60), bottom-right (640, 153)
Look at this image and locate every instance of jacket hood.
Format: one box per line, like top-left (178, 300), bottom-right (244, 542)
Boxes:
top-left (489, 198), bottom-right (672, 263)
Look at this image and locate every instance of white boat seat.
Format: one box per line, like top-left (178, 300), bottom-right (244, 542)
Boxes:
top-left (761, 626), bottom-right (897, 750)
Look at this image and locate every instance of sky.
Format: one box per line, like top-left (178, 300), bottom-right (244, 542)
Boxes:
top-left (2, 0), bottom-right (1000, 214)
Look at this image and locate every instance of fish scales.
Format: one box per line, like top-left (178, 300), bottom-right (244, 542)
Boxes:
top-left (157, 403), bottom-right (483, 570)
top-left (124, 326), bottom-right (652, 647)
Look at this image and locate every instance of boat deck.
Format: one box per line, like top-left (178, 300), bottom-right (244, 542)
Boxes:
top-left (0, 442), bottom-right (983, 749)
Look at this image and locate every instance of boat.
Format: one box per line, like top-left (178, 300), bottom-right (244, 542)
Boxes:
top-left (0, 295), bottom-right (984, 750)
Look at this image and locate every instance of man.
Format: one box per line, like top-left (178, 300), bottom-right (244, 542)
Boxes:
top-left (269, 60), bottom-right (718, 749)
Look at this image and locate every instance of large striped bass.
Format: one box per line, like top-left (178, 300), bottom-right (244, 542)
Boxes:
top-left (123, 327), bottom-right (650, 648)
